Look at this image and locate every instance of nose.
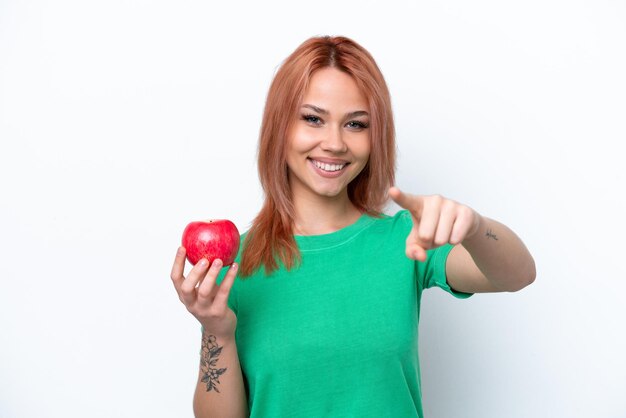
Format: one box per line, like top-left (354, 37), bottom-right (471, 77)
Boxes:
top-left (320, 126), bottom-right (348, 153)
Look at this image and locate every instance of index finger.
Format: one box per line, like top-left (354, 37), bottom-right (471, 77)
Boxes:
top-left (389, 187), bottom-right (423, 215)
top-left (170, 246), bottom-right (187, 291)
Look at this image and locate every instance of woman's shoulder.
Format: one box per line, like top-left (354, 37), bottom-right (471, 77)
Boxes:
top-left (372, 209), bottom-right (412, 226)
top-left (361, 209), bottom-right (413, 239)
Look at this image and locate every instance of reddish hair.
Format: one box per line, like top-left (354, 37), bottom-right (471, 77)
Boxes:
top-left (239, 35), bottom-right (396, 277)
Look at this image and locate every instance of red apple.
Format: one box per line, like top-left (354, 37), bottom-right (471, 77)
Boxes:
top-left (181, 219), bottom-right (240, 266)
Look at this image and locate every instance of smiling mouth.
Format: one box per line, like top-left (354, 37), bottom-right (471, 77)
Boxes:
top-left (308, 158), bottom-right (349, 172)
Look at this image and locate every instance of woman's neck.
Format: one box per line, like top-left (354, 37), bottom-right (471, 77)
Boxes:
top-left (291, 191), bottom-right (362, 236)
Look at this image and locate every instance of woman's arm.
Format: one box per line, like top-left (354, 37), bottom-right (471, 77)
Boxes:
top-left (446, 215), bottom-right (536, 293)
top-left (193, 332), bottom-right (248, 418)
top-left (170, 248), bottom-right (249, 417)
top-left (389, 187), bottom-right (535, 293)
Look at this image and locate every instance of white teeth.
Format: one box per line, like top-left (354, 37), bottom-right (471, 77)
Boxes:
top-left (312, 160), bottom-right (346, 172)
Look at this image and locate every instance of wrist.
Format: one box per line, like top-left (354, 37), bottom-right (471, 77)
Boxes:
top-left (200, 327), bottom-right (236, 345)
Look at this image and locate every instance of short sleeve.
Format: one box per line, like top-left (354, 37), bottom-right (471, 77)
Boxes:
top-left (417, 243), bottom-right (473, 300)
top-left (394, 210), bottom-right (471, 299)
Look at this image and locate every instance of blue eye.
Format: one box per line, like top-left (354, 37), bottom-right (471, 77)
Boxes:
top-left (302, 114), bottom-right (322, 125)
top-left (347, 121), bottom-right (369, 129)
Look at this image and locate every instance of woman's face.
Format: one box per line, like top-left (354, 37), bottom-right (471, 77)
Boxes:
top-left (286, 67), bottom-right (371, 202)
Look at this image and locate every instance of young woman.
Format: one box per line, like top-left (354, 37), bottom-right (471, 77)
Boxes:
top-left (171, 35), bottom-right (536, 418)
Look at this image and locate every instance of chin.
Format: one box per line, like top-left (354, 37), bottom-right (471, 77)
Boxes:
top-left (318, 190), bottom-right (344, 198)
top-left (308, 187), bottom-right (340, 198)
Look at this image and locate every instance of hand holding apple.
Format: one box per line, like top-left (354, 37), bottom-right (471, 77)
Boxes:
top-left (171, 218), bottom-right (241, 340)
top-left (171, 246), bottom-right (239, 340)
top-left (181, 219), bottom-right (241, 266)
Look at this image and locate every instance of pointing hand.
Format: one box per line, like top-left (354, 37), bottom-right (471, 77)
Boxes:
top-left (388, 186), bottom-right (481, 262)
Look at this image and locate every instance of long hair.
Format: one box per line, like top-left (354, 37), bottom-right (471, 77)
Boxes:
top-left (239, 35), bottom-right (396, 277)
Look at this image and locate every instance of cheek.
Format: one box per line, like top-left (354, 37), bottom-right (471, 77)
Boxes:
top-left (288, 127), bottom-right (318, 153)
top-left (351, 137), bottom-right (371, 162)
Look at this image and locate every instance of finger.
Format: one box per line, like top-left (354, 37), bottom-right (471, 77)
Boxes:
top-left (170, 247), bottom-right (187, 292)
top-left (406, 243), bottom-right (427, 262)
top-left (450, 206), bottom-right (475, 244)
top-left (389, 187), bottom-right (423, 216)
top-left (197, 259), bottom-right (224, 304)
top-left (180, 258), bottom-right (210, 304)
top-left (212, 262), bottom-right (239, 310)
top-left (417, 196), bottom-right (443, 248)
top-left (403, 227), bottom-right (427, 261)
top-left (434, 201), bottom-right (457, 246)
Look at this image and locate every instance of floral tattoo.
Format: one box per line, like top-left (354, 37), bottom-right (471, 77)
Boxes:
top-left (200, 333), bottom-right (227, 392)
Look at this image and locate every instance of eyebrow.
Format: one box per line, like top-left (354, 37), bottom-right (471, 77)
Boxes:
top-left (301, 104), bottom-right (369, 118)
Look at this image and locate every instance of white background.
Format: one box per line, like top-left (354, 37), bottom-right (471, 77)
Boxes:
top-left (1, 1), bottom-right (625, 417)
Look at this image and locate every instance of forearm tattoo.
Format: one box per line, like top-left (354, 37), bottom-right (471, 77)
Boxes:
top-left (486, 229), bottom-right (499, 241)
top-left (200, 333), bottom-right (227, 392)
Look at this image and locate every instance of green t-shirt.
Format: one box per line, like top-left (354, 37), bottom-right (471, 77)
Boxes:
top-left (218, 209), bottom-right (472, 417)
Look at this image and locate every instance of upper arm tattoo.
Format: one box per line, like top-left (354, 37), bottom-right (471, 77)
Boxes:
top-left (486, 229), bottom-right (499, 241)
